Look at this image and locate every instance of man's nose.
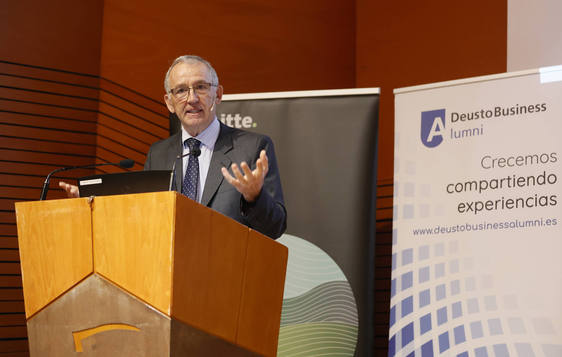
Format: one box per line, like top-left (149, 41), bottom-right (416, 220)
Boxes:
top-left (186, 89), bottom-right (199, 103)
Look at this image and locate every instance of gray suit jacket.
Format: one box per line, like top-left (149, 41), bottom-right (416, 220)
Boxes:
top-left (144, 122), bottom-right (287, 239)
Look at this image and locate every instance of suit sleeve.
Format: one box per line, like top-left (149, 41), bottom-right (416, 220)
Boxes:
top-left (240, 136), bottom-right (287, 239)
top-left (144, 146), bottom-right (153, 171)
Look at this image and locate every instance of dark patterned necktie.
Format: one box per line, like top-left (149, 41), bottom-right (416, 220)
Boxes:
top-left (182, 138), bottom-right (201, 200)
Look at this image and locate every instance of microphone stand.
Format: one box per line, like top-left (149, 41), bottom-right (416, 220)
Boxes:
top-left (39, 159), bottom-right (134, 201)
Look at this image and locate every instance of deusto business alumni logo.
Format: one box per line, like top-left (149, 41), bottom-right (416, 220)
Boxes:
top-left (421, 109), bottom-right (446, 148)
top-left (420, 102), bottom-right (547, 148)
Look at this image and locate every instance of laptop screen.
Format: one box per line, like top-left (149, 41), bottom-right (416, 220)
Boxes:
top-left (78, 170), bottom-right (172, 197)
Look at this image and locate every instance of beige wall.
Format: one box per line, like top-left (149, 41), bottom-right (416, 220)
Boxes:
top-left (508, 0), bottom-right (562, 71)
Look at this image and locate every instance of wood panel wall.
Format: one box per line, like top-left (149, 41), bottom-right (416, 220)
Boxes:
top-left (0, 2), bottom-right (104, 354)
top-left (0, 0), bottom-right (506, 355)
top-left (98, 0), bottom-right (356, 100)
top-left (95, 79), bottom-right (168, 172)
top-left (0, 62), bottom-right (168, 356)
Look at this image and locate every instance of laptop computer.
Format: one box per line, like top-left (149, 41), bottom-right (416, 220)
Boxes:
top-left (78, 170), bottom-right (172, 197)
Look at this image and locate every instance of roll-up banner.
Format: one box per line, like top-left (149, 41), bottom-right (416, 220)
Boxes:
top-left (211, 88), bottom-right (379, 357)
top-left (391, 66), bottom-right (562, 357)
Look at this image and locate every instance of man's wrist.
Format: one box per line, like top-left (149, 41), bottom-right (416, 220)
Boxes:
top-left (240, 190), bottom-right (261, 216)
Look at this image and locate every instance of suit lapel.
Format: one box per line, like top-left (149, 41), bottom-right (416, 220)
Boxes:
top-left (201, 124), bottom-right (233, 206)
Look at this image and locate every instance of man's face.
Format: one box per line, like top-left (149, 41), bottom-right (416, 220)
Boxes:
top-left (164, 61), bottom-right (223, 136)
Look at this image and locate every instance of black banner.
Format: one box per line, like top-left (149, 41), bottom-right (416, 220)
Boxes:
top-left (172, 89), bottom-right (379, 356)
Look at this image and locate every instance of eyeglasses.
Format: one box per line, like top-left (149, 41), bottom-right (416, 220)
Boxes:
top-left (170, 82), bottom-right (217, 100)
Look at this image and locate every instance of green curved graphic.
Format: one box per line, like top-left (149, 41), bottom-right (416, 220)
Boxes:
top-left (277, 234), bottom-right (358, 357)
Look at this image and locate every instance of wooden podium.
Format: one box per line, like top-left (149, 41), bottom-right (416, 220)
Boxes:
top-left (15, 191), bottom-right (288, 356)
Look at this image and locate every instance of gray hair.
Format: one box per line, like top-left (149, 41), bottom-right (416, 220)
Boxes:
top-left (164, 55), bottom-right (219, 93)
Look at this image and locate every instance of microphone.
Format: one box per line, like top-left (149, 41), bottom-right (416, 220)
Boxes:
top-left (39, 159), bottom-right (135, 200)
top-left (168, 147), bottom-right (201, 191)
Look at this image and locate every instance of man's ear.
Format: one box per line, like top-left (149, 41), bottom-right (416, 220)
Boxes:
top-left (215, 85), bottom-right (224, 104)
top-left (164, 94), bottom-right (175, 113)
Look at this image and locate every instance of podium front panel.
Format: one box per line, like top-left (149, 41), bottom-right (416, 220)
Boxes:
top-left (16, 198), bottom-right (94, 318)
top-left (172, 196), bottom-right (249, 343)
top-left (93, 192), bottom-right (176, 315)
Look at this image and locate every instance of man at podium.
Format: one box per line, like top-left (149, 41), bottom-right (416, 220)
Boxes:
top-left (61, 55), bottom-right (286, 239)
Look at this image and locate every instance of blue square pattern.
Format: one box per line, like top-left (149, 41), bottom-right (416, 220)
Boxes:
top-left (449, 259), bottom-right (460, 274)
top-left (419, 204), bottom-right (430, 218)
top-left (419, 266), bottom-right (430, 283)
top-left (404, 182), bottom-right (415, 197)
top-left (438, 331), bottom-right (450, 353)
top-left (406, 352), bottom-right (415, 357)
top-left (457, 353), bottom-right (469, 357)
top-left (392, 228), bottom-right (398, 245)
top-left (467, 298), bottom-right (479, 314)
top-left (402, 248), bottom-right (413, 266)
top-left (454, 325), bottom-right (466, 345)
top-left (402, 296), bottom-right (413, 318)
top-left (514, 343), bottom-right (534, 357)
top-left (449, 240), bottom-right (459, 253)
top-left (470, 321), bottom-right (484, 339)
top-left (389, 305), bottom-right (396, 327)
top-left (420, 313), bottom-right (432, 334)
top-left (437, 307), bottom-right (448, 325)
top-left (465, 277), bottom-right (476, 291)
top-left (484, 295), bottom-right (497, 311)
top-left (392, 253), bottom-right (397, 271)
top-left (542, 344), bottom-right (562, 357)
top-left (401, 271), bottom-right (413, 291)
top-left (533, 317), bottom-right (555, 334)
top-left (464, 257), bottom-right (475, 270)
top-left (419, 289), bottom-right (431, 308)
top-left (452, 301), bottom-right (462, 318)
top-left (436, 284), bottom-right (446, 301)
top-left (451, 280), bottom-right (461, 295)
top-left (493, 344), bottom-right (509, 357)
top-left (434, 243), bottom-right (445, 257)
top-left (488, 318), bottom-right (503, 335)
top-left (403, 204), bottom-right (414, 219)
top-left (435, 263), bottom-right (445, 278)
top-left (388, 335), bottom-right (396, 357)
top-left (421, 340), bottom-right (434, 357)
top-left (508, 317), bottom-right (526, 334)
top-left (391, 278), bottom-right (396, 297)
top-left (474, 346), bottom-right (488, 357)
top-left (419, 245), bottom-right (430, 260)
top-left (401, 322), bottom-right (414, 348)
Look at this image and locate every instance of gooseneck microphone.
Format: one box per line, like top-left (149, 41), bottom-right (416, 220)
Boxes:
top-left (168, 147), bottom-right (201, 191)
top-left (39, 159), bottom-right (135, 200)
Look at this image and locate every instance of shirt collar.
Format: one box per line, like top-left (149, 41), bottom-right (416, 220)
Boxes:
top-left (181, 117), bottom-right (220, 149)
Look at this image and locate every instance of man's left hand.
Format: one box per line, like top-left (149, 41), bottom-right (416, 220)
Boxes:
top-left (221, 149), bottom-right (269, 202)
